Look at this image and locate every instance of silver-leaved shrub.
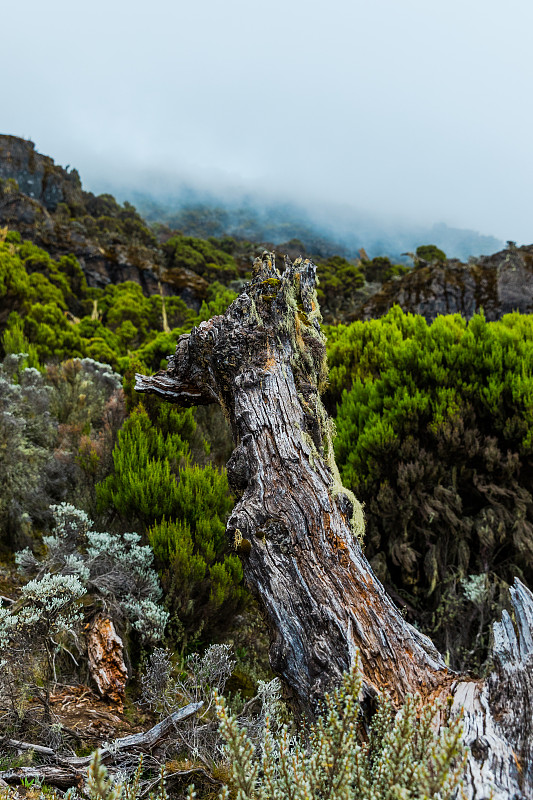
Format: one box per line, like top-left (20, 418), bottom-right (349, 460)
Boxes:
top-left (214, 656), bottom-right (466, 800)
top-left (16, 502), bottom-right (169, 644)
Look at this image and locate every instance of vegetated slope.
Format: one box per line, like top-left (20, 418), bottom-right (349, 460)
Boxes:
top-left (128, 189), bottom-right (503, 262)
top-left (2, 134), bottom-right (519, 329)
top-left (326, 307), bottom-right (533, 671)
top-left (0, 135), bottom-right (255, 311)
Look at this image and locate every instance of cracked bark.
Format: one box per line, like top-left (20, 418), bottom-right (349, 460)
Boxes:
top-left (136, 252), bottom-right (533, 799)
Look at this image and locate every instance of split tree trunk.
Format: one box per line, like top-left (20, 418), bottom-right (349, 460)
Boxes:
top-left (136, 253), bottom-right (533, 799)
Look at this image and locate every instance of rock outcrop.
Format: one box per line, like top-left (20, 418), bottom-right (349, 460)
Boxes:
top-left (0, 135), bottom-right (205, 307)
top-left (358, 244), bottom-right (533, 322)
top-left (0, 135), bottom-right (84, 212)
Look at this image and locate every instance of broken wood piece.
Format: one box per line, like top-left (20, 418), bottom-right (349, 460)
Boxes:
top-left (86, 615), bottom-right (128, 708)
top-left (0, 702), bottom-right (204, 789)
top-left (108, 701), bottom-right (204, 753)
top-left (0, 595), bottom-right (13, 605)
top-left (0, 738), bottom-right (56, 756)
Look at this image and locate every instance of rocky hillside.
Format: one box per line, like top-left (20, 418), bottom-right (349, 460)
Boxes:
top-left (358, 245), bottom-right (533, 322)
top-left (0, 136), bottom-right (215, 308)
top-left (1, 135), bottom-right (531, 326)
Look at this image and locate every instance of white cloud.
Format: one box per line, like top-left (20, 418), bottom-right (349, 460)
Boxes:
top-left (2, 0), bottom-right (532, 242)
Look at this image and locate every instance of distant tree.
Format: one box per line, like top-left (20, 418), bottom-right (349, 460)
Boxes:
top-left (415, 244), bottom-right (446, 263)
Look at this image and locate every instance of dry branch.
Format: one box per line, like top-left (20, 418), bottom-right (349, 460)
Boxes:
top-left (0, 702), bottom-right (204, 788)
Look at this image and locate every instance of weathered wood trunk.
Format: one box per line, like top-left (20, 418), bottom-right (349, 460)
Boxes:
top-left (136, 253), bottom-right (533, 799)
top-left (87, 614), bottom-right (128, 708)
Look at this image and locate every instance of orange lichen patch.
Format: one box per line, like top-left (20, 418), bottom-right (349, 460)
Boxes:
top-left (323, 512), bottom-right (350, 567)
top-left (513, 751), bottom-right (522, 775)
top-left (264, 339), bottom-right (277, 371)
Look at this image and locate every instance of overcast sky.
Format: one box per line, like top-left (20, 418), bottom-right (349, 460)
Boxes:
top-left (3, 0), bottom-right (533, 242)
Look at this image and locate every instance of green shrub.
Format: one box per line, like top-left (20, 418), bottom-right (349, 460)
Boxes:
top-left (163, 234), bottom-right (239, 283)
top-left (416, 244), bottom-right (447, 263)
top-left (330, 307), bottom-right (533, 670)
top-left (316, 256), bottom-right (365, 323)
top-left (96, 402), bottom-right (246, 647)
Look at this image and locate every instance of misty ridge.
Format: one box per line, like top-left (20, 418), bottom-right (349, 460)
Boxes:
top-left (103, 178), bottom-right (504, 263)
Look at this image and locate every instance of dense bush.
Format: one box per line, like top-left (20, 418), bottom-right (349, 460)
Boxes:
top-left (361, 255), bottom-right (409, 283)
top-left (0, 237), bottom-right (237, 373)
top-left (0, 571), bottom-right (86, 728)
top-left (16, 503), bottom-right (169, 645)
top-left (0, 502), bottom-right (168, 740)
top-left (163, 235), bottom-right (239, 283)
top-left (416, 244), bottom-right (447, 263)
top-left (0, 353), bottom-right (123, 548)
top-left (315, 256), bottom-right (365, 323)
top-left (328, 307), bottom-right (533, 670)
top-left (96, 400), bottom-right (246, 650)
top-left (0, 353), bottom-right (69, 547)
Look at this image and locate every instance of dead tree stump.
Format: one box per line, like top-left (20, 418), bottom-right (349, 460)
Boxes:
top-left (136, 252), bottom-right (533, 799)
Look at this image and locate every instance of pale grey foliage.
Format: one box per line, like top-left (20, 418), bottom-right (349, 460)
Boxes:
top-left (16, 503), bottom-right (92, 578)
top-left (86, 530), bottom-right (162, 602)
top-left (16, 503), bottom-right (168, 643)
top-left (142, 644), bottom-right (235, 718)
top-left (17, 573), bottom-right (86, 634)
top-left (0, 355), bottom-right (123, 547)
top-left (140, 647), bottom-right (172, 713)
top-left (0, 354), bottom-right (58, 543)
top-left (141, 644), bottom-right (236, 765)
top-left (214, 657), bottom-right (466, 800)
top-left (79, 359), bottom-right (122, 394)
top-left (0, 573), bottom-right (86, 720)
top-left (123, 599), bottom-right (169, 645)
top-left (461, 573), bottom-right (488, 604)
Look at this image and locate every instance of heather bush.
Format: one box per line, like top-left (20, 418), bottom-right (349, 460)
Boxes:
top-left (97, 401), bottom-right (246, 648)
top-left (328, 307), bottom-right (533, 670)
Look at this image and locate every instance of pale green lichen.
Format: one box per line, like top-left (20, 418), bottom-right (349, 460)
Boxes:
top-left (323, 411), bottom-right (365, 544)
top-left (301, 430), bottom-right (318, 468)
top-left (246, 297), bottom-right (262, 326)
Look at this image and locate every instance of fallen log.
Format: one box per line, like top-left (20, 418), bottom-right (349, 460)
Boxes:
top-left (107, 700), bottom-right (204, 754)
top-left (0, 766), bottom-right (83, 790)
top-left (136, 251), bottom-right (533, 799)
top-left (0, 701), bottom-right (204, 786)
